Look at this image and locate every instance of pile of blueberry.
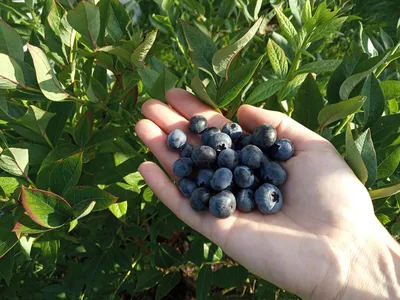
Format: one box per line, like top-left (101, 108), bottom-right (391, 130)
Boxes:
top-left (167, 115), bottom-right (294, 219)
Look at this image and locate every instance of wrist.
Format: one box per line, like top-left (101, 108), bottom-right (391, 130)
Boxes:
top-left (340, 218), bottom-right (400, 299)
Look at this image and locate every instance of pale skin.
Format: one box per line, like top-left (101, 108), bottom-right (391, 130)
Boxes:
top-left (136, 88), bottom-right (400, 299)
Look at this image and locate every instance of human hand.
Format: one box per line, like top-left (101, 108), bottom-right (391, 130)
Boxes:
top-left (136, 88), bottom-right (400, 299)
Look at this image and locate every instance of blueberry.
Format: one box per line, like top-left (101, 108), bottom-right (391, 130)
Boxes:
top-left (252, 124), bottom-right (277, 151)
top-left (236, 133), bottom-right (252, 150)
top-left (233, 165), bottom-right (254, 188)
top-left (218, 148), bottom-right (239, 170)
top-left (210, 167), bottom-right (233, 191)
top-left (255, 183), bottom-right (283, 214)
top-left (202, 127), bottom-right (220, 145)
top-left (268, 138), bottom-right (294, 161)
top-left (225, 181), bottom-right (239, 194)
top-left (191, 145), bottom-right (217, 169)
top-left (209, 190), bottom-right (236, 218)
top-left (190, 187), bottom-right (213, 212)
top-left (208, 132), bottom-right (232, 152)
top-left (236, 189), bottom-right (256, 212)
top-left (180, 144), bottom-right (193, 158)
top-left (196, 169), bottom-right (214, 188)
top-left (250, 175), bottom-right (261, 190)
top-left (259, 160), bottom-right (287, 185)
top-left (167, 129), bottom-right (187, 151)
top-left (172, 157), bottom-right (193, 177)
top-left (222, 122), bottom-right (242, 140)
top-left (189, 115), bottom-right (208, 134)
top-left (239, 145), bottom-right (263, 169)
top-left (177, 177), bottom-right (197, 198)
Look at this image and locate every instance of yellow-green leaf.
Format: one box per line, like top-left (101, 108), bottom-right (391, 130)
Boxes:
top-left (267, 39), bottom-right (288, 78)
top-left (345, 124), bottom-right (368, 184)
top-left (132, 30), bottom-right (158, 67)
top-left (370, 183), bottom-right (400, 200)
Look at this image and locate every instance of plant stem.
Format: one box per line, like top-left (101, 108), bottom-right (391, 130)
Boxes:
top-left (375, 42), bottom-right (400, 78)
top-left (43, 133), bottom-right (55, 150)
top-left (333, 114), bottom-right (353, 136)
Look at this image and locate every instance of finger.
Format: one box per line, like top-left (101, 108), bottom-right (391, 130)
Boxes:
top-left (166, 88), bottom-right (229, 129)
top-left (135, 119), bottom-right (179, 179)
top-left (138, 161), bottom-right (239, 244)
top-left (237, 105), bottom-right (332, 151)
top-left (141, 99), bottom-right (200, 145)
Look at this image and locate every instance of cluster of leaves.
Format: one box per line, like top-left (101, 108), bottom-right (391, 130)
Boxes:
top-left (0, 0), bottom-right (400, 299)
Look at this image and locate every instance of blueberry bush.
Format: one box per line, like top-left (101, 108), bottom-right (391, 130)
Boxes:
top-left (0, 0), bottom-right (400, 299)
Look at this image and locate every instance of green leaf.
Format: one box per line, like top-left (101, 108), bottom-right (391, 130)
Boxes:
top-left (274, 5), bottom-right (297, 46)
top-left (380, 80), bottom-right (400, 101)
top-left (267, 39), bottom-right (288, 78)
top-left (46, 102), bottom-right (75, 146)
top-left (370, 183), bottom-right (400, 200)
top-left (181, 21), bottom-right (218, 78)
top-left (0, 176), bottom-right (25, 198)
top-left (0, 247), bottom-right (14, 286)
top-left (359, 22), bottom-right (378, 57)
top-left (391, 222), bottom-right (400, 235)
top-left (212, 17), bottom-right (263, 78)
top-left (309, 17), bottom-right (347, 43)
top-left (13, 213), bottom-right (51, 234)
top-left (380, 28), bottom-right (394, 50)
top-left (212, 265), bottom-right (249, 288)
top-left (0, 148), bottom-right (29, 177)
top-left (318, 96), bottom-right (366, 129)
top-left (155, 244), bottom-right (184, 268)
top-left (67, 1), bottom-right (100, 49)
top-left (21, 187), bottom-right (72, 228)
top-left (297, 60), bottom-right (342, 74)
top-left (196, 265), bottom-right (213, 300)
top-left (0, 214), bottom-right (18, 258)
top-left (86, 125), bottom-right (127, 147)
top-left (135, 269), bottom-right (163, 292)
top-left (49, 152), bottom-right (83, 195)
top-left (132, 30), bottom-right (158, 67)
top-left (97, 46), bottom-right (131, 64)
top-left (28, 44), bottom-right (69, 101)
top-left (154, 0), bottom-right (174, 11)
top-left (64, 186), bottom-right (117, 213)
top-left (106, 0), bottom-right (130, 42)
top-left (47, 1), bottom-right (74, 47)
top-left (271, 31), bottom-right (295, 62)
top-left (17, 105), bottom-right (56, 136)
top-left (246, 79), bottom-right (286, 105)
top-left (203, 242), bottom-right (223, 262)
top-left (155, 272), bottom-right (180, 300)
top-left (345, 124), bottom-right (369, 185)
top-left (190, 75), bottom-right (217, 109)
top-left (327, 53), bottom-right (366, 104)
top-left (73, 110), bottom-right (93, 147)
top-left (39, 143), bottom-right (80, 172)
top-left (138, 68), bottom-right (159, 93)
top-left (36, 236), bottom-right (60, 264)
top-left (12, 143), bottom-right (49, 165)
top-left (339, 52), bottom-right (389, 100)
top-left (87, 77), bottom-right (107, 103)
top-left (292, 74), bottom-right (324, 131)
top-left (150, 68), bottom-right (178, 102)
top-left (256, 279), bottom-right (277, 300)
top-left (0, 19), bottom-right (24, 61)
top-left (289, 0), bottom-right (305, 26)
top-left (361, 74), bottom-right (385, 130)
top-left (217, 56), bottom-right (264, 107)
top-left (0, 54), bottom-right (27, 90)
top-left (281, 73), bottom-right (307, 99)
top-left (109, 201), bottom-right (127, 219)
top-left (355, 129), bottom-right (377, 187)
top-left (377, 146), bottom-right (400, 179)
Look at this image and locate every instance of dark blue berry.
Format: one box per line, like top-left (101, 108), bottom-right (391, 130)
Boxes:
top-left (210, 167), bottom-right (233, 191)
top-left (172, 157), bottom-right (193, 177)
top-left (236, 189), bottom-right (256, 212)
top-left (196, 169), bottom-right (214, 188)
top-left (218, 148), bottom-right (239, 170)
top-left (189, 115), bottom-right (208, 134)
top-left (222, 122), bottom-right (242, 140)
top-left (190, 187), bottom-right (213, 212)
top-left (167, 129), bottom-right (187, 151)
top-left (255, 183), bottom-right (283, 214)
top-left (259, 160), bottom-right (287, 185)
top-left (233, 165), bottom-right (254, 188)
top-left (239, 145), bottom-right (263, 169)
top-left (236, 133), bottom-right (252, 150)
top-left (209, 190), bottom-right (236, 218)
top-left (180, 144), bottom-right (193, 157)
top-left (268, 138), bottom-right (294, 161)
top-left (208, 132), bottom-right (232, 152)
top-left (191, 145), bottom-right (217, 169)
top-left (252, 124), bottom-right (277, 151)
top-left (177, 177), bottom-right (197, 198)
top-left (202, 127), bottom-right (220, 145)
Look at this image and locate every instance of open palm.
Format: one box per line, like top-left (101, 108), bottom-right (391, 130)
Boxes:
top-left (136, 88), bottom-right (378, 299)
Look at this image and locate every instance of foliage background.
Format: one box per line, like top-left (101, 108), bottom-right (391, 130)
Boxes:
top-left (0, 0), bottom-right (400, 299)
